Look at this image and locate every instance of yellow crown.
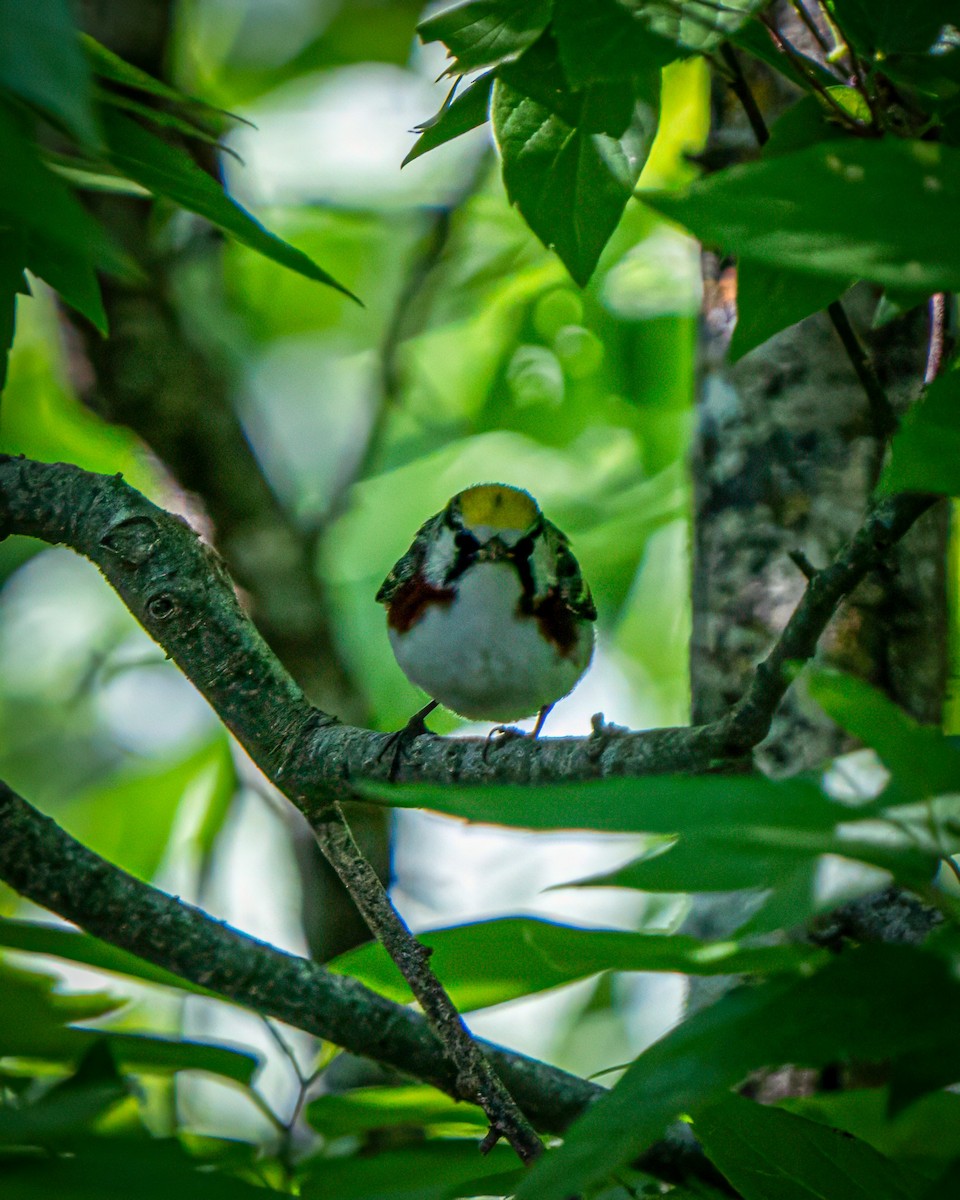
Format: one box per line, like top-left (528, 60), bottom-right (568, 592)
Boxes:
top-left (455, 484), bottom-right (539, 532)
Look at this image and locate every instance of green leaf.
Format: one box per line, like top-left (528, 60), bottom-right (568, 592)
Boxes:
top-left (0, 0), bottom-right (99, 145)
top-left (0, 962), bottom-right (256, 1084)
top-left (493, 34), bottom-right (659, 285)
top-left (403, 72), bottom-right (494, 167)
top-left (783, 1087), bottom-right (960, 1173)
top-left (300, 1141), bottom-right (523, 1200)
top-left (574, 825), bottom-right (937, 892)
top-left (307, 1086), bottom-right (487, 1137)
top-left (82, 34), bottom-right (235, 138)
top-left (0, 99), bottom-right (125, 329)
top-left (100, 110), bottom-right (358, 301)
top-left (552, 0), bottom-right (681, 87)
top-left (24, 226), bottom-right (108, 332)
top-left (807, 668), bottom-right (960, 801)
top-left (84, 1032), bottom-right (258, 1084)
top-left (0, 229), bottom-right (26, 392)
top-left (418, 0), bottom-right (552, 72)
top-left (0, 918), bottom-right (215, 997)
top-left (694, 1093), bottom-right (923, 1200)
top-left (329, 917), bottom-right (824, 1010)
top-left (825, 0), bottom-right (952, 57)
top-left (646, 139), bottom-right (960, 293)
top-left (0, 1041), bottom-right (130, 1146)
top-left (877, 367), bottom-right (960, 498)
top-left (65, 733), bottom-right (236, 882)
top-left (642, 0), bottom-right (768, 53)
top-left (730, 21), bottom-right (836, 91)
top-left (361, 773), bottom-right (847, 834)
top-left (0, 1138), bottom-right (281, 1199)
top-left (514, 945), bottom-right (960, 1200)
top-left (729, 261), bottom-right (848, 361)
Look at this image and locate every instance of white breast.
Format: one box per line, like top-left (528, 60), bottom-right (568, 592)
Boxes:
top-left (389, 561), bottom-right (593, 722)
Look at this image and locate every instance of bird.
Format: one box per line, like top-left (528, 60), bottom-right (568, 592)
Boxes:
top-left (376, 483), bottom-right (596, 751)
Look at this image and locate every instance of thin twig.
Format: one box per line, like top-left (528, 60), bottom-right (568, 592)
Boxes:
top-left (760, 13), bottom-right (866, 128)
top-left (788, 0), bottom-right (831, 55)
top-left (826, 301), bottom-right (898, 437)
top-left (926, 294), bottom-right (949, 385)
top-left (719, 44), bottom-right (897, 439)
top-left (718, 44), bottom-right (769, 146)
top-left (311, 798), bottom-right (543, 1163)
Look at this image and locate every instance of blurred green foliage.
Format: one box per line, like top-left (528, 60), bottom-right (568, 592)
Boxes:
top-left (1, 1), bottom-right (959, 1198)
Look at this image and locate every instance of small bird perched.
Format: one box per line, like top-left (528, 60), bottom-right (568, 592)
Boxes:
top-left (377, 483), bottom-right (596, 742)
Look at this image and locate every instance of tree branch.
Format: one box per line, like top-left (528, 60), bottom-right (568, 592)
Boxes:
top-left (0, 456), bottom-right (937, 786)
top-left (719, 42), bottom-right (897, 439)
top-left (0, 778), bottom-right (590, 1132)
top-left (0, 457), bottom-right (542, 1162)
top-left (0, 776), bottom-right (724, 1190)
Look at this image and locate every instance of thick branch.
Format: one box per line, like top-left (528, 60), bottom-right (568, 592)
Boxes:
top-left (0, 778), bottom-right (591, 1133)
top-left (0, 456), bottom-right (937, 788)
top-left (0, 456), bottom-right (541, 1159)
top-left (0, 778), bottom-right (725, 1189)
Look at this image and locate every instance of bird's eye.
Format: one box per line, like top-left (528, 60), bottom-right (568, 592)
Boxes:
top-left (455, 530), bottom-right (480, 552)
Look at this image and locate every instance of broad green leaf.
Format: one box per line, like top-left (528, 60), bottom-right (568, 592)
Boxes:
top-left (825, 0), bottom-right (952, 57)
top-left (515, 945), bottom-right (960, 1200)
top-left (882, 45), bottom-right (960, 109)
top-left (730, 21), bottom-right (835, 91)
top-left (0, 1138), bottom-right (280, 1199)
top-left (96, 90), bottom-right (232, 155)
top-left (330, 917), bottom-right (823, 1009)
top-left (553, 0), bottom-right (681, 88)
top-left (0, 1041), bottom-right (129, 1146)
top-left (418, 0), bottom-right (552, 72)
top-left (100, 110), bottom-right (358, 300)
top-left (642, 0), bottom-right (768, 53)
top-left (362, 773), bottom-right (848, 833)
top-left (646, 139), bottom-right (960, 293)
top-left (0, 960), bottom-right (122, 1051)
top-left (24, 226), bottom-right (108, 331)
top-left (0, 229), bottom-right (26, 391)
top-left (807, 668), bottom-right (960, 801)
top-left (301, 1141), bottom-right (523, 1200)
top-left (694, 1093), bottom-right (922, 1200)
top-left (784, 1088), bottom-right (960, 1173)
top-left (729, 261), bottom-right (848, 361)
top-left (494, 34), bottom-right (659, 285)
top-left (0, 0), bottom-right (99, 145)
top-left (574, 825), bottom-right (937, 892)
top-left (0, 99), bottom-right (126, 326)
top-left (0, 918), bottom-right (214, 997)
top-left (0, 961), bottom-right (256, 1084)
top-left (307, 1086), bottom-right (486, 1137)
top-left (764, 94), bottom-right (851, 159)
top-left (82, 34), bottom-right (234, 138)
top-left (63, 734), bottom-right (235, 882)
top-left (877, 367), bottom-right (960, 498)
top-left (403, 73), bottom-right (494, 167)
top-left (81, 1032), bottom-right (258, 1084)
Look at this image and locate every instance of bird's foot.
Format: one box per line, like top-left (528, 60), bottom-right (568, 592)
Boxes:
top-left (482, 703), bottom-right (554, 762)
top-left (377, 699), bottom-right (439, 780)
top-left (586, 711), bottom-right (630, 761)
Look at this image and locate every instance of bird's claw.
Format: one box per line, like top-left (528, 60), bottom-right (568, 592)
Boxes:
top-left (586, 712), bottom-right (630, 761)
top-left (378, 700), bottom-right (439, 780)
top-left (482, 724), bottom-right (528, 762)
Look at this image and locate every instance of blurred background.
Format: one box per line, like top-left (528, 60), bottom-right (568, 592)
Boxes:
top-left (0, 0), bottom-right (710, 1153)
